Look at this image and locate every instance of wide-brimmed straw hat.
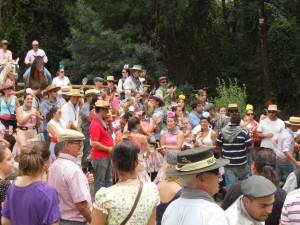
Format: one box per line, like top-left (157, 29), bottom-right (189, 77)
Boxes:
top-left (267, 104), bottom-right (278, 111)
top-left (66, 89), bottom-right (83, 97)
top-left (129, 65), bottom-right (142, 71)
top-left (228, 103), bottom-right (238, 108)
top-left (45, 84), bottom-right (61, 93)
top-left (85, 89), bottom-right (95, 97)
top-left (95, 100), bottom-right (110, 108)
top-left (166, 147), bottom-right (229, 176)
top-left (58, 86), bottom-right (71, 95)
top-left (149, 94), bottom-right (165, 107)
top-left (285, 117), bottom-right (300, 126)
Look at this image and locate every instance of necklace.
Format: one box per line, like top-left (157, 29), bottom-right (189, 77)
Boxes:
top-left (118, 177), bottom-right (136, 183)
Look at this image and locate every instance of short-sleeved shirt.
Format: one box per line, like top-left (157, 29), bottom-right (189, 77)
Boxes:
top-left (41, 98), bottom-right (60, 131)
top-left (94, 182), bottom-right (160, 225)
top-left (2, 180), bottom-right (61, 225)
top-left (0, 49), bottom-right (12, 65)
top-left (257, 118), bottom-right (285, 152)
top-left (281, 188), bottom-right (300, 224)
top-left (90, 116), bottom-right (114, 159)
top-left (48, 153), bottom-right (92, 222)
top-left (277, 127), bottom-right (295, 158)
top-left (80, 102), bottom-right (91, 131)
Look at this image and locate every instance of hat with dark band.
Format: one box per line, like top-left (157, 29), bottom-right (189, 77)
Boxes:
top-left (166, 147), bottom-right (229, 176)
top-left (93, 77), bottom-right (104, 82)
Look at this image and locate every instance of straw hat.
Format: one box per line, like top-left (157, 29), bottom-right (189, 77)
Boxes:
top-left (85, 89), bottom-right (95, 97)
top-left (95, 100), bottom-right (110, 108)
top-left (106, 75), bottom-right (116, 82)
top-left (228, 103), bottom-right (238, 108)
top-left (32, 40), bottom-right (39, 45)
top-left (267, 104), bottom-right (278, 111)
top-left (58, 86), bottom-right (72, 95)
top-left (66, 89), bottom-right (83, 97)
top-left (1, 40), bottom-right (8, 45)
top-left (129, 65), bottom-right (142, 71)
top-left (45, 84), bottom-right (61, 93)
top-left (149, 94), bottom-right (165, 107)
top-left (285, 117), bottom-right (300, 126)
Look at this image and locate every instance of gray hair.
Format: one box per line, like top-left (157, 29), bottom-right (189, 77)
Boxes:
top-left (179, 174), bottom-right (197, 188)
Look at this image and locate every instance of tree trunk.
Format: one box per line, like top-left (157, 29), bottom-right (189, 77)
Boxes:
top-left (258, 0), bottom-right (273, 100)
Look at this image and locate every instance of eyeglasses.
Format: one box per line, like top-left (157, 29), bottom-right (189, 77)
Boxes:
top-left (68, 140), bottom-right (83, 145)
top-left (247, 113), bottom-right (254, 116)
top-left (268, 111), bottom-right (277, 114)
top-left (107, 81), bottom-right (114, 83)
top-left (160, 81), bottom-right (168, 84)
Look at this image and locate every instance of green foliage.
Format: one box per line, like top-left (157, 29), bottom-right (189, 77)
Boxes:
top-left (212, 78), bottom-right (247, 116)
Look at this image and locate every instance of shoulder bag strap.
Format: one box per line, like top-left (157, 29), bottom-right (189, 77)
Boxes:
top-left (4, 98), bottom-right (13, 116)
top-left (120, 181), bottom-right (144, 225)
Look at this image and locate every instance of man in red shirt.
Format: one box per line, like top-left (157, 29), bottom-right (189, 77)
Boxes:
top-left (90, 100), bottom-right (114, 193)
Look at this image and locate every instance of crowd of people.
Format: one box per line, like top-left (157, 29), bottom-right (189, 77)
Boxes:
top-left (0, 39), bottom-right (300, 224)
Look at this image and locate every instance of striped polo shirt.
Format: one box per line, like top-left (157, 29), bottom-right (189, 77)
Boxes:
top-left (281, 188), bottom-right (300, 224)
top-left (216, 128), bottom-right (252, 166)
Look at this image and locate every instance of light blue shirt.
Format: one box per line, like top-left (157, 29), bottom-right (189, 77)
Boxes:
top-left (152, 107), bottom-right (164, 141)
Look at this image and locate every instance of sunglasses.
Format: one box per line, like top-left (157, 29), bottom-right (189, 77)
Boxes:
top-left (228, 110), bottom-right (238, 113)
top-left (68, 140), bottom-right (83, 145)
top-left (247, 113), bottom-right (254, 116)
top-left (60, 71), bottom-right (65, 73)
top-left (268, 110), bottom-right (277, 114)
top-left (160, 81), bottom-right (168, 84)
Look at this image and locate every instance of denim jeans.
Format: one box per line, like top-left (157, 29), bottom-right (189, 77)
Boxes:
top-left (81, 130), bottom-right (91, 169)
top-left (276, 159), bottom-right (296, 180)
top-left (224, 164), bottom-right (250, 189)
top-left (92, 157), bottom-right (113, 193)
top-left (60, 220), bottom-right (87, 225)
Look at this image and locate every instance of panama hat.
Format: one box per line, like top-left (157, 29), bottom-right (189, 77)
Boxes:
top-left (285, 117), bottom-right (300, 126)
top-left (106, 75), bottom-right (116, 82)
top-left (45, 84), bottom-right (61, 93)
top-left (129, 65), bottom-right (142, 71)
top-left (228, 103), bottom-right (238, 108)
top-left (267, 104), bottom-right (278, 111)
top-left (85, 89), bottom-right (95, 97)
top-left (166, 147), bottom-right (229, 176)
top-left (149, 94), bottom-right (165, 107)
top-left (95, 100), bottom-right (110, 108)
top-left (32, 40), bottom-right (39, 45)
top-left (58, 86), bottom-right (72, 95)
top-left (66, 89), bottom-right (83, 97)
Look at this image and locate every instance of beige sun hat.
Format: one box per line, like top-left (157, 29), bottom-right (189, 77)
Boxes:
top-left (106, 75), bottom-right (116, 82)
top-left (267, 104), bottom-right (278, 111)
top-left (66, 89), bottom-right (83, 97)
top-left (45, 84), bottom-right (61, 93)
top-left (285, 117), bottom-right (300, 126)
top-left (58, 86), bottom-right (72, 95)
top-left (32, 40), bottom-right (39, 45)
top-left (228, 103), bottom-right (238, 108)
top-left (95, 100), bottom-right (110, 108)
top-left (85, 89), bottom-right (95, 97)
top-left (57, 129), bottom-right (85, 142)
top-left (129, 65), bottom-right (142, 71)
top-left (1, 40), bottom-right (8, 45)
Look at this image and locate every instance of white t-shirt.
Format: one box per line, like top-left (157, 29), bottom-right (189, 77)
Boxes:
top-left (61, 101), bottom-right (80, 127)
top-left (257, 117), bottom-right (285, 152)
top-left (52, 76), bottom-right (71, 87)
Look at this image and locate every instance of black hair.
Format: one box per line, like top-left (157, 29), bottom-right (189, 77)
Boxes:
top-left (253, 147), bottom-right (278, 186)
top-left (47, 106), bottom-right (59, 122)
top-left (112, 140), bottom-right (138, 173)
top-left (200, 116), bottom-right (211, 123)
top-left (24, 92), bottom-right (33, 100)
top-left (128, 117), bottom-right (140, 131)
top-left (230, 113), bottom-right (241, 125)
top-left (191, 100), bottom-right (204, 110)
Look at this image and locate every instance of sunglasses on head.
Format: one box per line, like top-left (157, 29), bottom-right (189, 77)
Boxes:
top-left (268, 110), bottom-right (277, 114)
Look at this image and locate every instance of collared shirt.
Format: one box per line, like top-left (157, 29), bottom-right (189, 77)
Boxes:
top-left (213, 113), bottom-right (228, 134)
top-left (277, 127), bottom-right (295, 158)
top-left (40, 98), bottom-right (60, 131)
top-left (123, 76), bottom-right (143, 99)
top-left (90, 116), bottom-right (114, 159)
top-left (162, 188), bottom-right (229, 225)
top-left (24, 49), bottom-right (48, 65)
top-left (0, 49), bottom-right (12, 65)
top-left (48, 153), bottom-right (92, 222)
top-left (281, 188), bottom-right (300, 224)
top-left (61, 101), bottom-right (80, 128)
top-left (80, 102), bottom-right (91, 131)
top-left (152, 107), bottom-right (164, 141)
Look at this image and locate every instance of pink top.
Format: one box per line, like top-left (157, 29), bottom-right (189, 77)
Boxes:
top-left (130, 132), bottom-right (143, 152)
top-left (17, 108), bottom-right (37, 127)
top-left (48, 153), bottom-right (92, 222)
top-left (165, 132), bottom-right (179, 147)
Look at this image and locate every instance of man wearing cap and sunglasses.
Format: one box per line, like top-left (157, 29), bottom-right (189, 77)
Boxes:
top-left (155, 76), bottom-right (176, 111)
top-left (162, 147), bottom-right (229, 225)
top-left (255, 104), bottom-right (285, 153)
